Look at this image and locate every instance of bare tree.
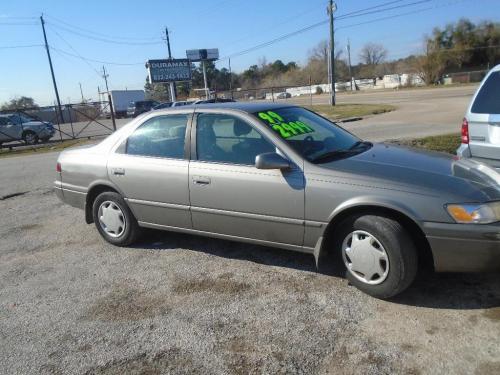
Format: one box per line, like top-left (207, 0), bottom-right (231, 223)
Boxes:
top-left (308, 40), bottom-right (343, 63)
top-left (359, 43), bottom-right (388, 66)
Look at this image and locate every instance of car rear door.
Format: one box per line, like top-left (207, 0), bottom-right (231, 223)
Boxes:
top-left (0, 116), bottom-right (22, 142)
top-left (467, 70), bottom-right (500, 160)
top-left (107, 112), bottom-right (193, 228)
top-left (188, 111), bottom-right (305, 246)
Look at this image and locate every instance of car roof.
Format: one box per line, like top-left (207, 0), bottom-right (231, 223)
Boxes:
top-left (181, 101), bottom-right (296, 113)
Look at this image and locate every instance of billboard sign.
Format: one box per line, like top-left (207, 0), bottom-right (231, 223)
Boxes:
top-left (146, 59), bottom-right (191, 83)
top-left (186, 48), bottom-right (219, 62)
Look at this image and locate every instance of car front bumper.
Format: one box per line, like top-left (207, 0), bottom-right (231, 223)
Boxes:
top-left (423, 221), bottom-right (500, 272)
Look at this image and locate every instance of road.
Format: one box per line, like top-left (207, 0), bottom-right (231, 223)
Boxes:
top-left (290, 85), bottom-right (478, 141)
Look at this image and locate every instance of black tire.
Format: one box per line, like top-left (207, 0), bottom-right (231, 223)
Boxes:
top-left (23, 131), bottom-right (38, 145)
top-left (92, 191), bottom-right (141, 246)
top-left (333, 214), bottom-right (418, 299)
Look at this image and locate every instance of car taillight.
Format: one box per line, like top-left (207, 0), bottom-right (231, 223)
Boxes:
top-left (56, 162), bottom-right (61, 172)
top-left (461, 118), bottom-right (469, 144)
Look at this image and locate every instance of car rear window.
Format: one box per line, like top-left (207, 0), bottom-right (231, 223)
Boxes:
top-left (471, 71), bottom-right (500, 114)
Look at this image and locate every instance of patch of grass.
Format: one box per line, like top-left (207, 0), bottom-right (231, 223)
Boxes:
top-left (392, 133), bottom-right (461, 154)
top-left (0, 138), bottom-right (95, 158)
top-left (308, 104), bottom-right (396, 120)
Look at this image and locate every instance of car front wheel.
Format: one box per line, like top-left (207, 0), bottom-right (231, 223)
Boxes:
top-left (333, 214), bottom-right (418, 299)
top-left (92, 191), bottom-right (141, 246)
top-left (23, 131), bottom-right (38, 145)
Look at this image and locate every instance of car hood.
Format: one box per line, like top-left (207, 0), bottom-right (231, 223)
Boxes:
top-left (317, 143), bottom-right (500, 202)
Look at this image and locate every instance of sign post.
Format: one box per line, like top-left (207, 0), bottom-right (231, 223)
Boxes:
top-left (186, 49), bottom-right (219, 100)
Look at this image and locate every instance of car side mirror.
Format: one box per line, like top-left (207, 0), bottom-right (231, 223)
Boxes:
top-left (255, 152), bottom-right (291, 170)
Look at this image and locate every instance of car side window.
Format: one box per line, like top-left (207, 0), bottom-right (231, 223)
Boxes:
top-left (471, 71), bottom-right (500, 114)
top-left (126, 114), bottom-right (188, 159)
top-left (0, 118), bottom-right (9, 125)
top-left (196, 113), bottom-right (275, 165)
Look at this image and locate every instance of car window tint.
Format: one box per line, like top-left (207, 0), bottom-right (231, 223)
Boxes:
top-left (126, 114), bottom-right (188, 159)
top-left (8, 114), bottom-right (21, 124)
top-left (196, 113), bottom-right (275, 165)
top-left (471, 71), bottom-right (500, 114)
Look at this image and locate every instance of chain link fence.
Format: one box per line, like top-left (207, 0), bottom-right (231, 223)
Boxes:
top-left (0, 101), bottom-right (119, 148)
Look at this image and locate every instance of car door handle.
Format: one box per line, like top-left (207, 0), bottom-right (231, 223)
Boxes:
top-left (112, 168), bottom-right (125, 176)
top-left (193, 176), bottom-right (211, 185)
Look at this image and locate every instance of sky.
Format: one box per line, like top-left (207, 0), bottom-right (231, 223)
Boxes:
top-left (1, 0), bottom-right (498, 106)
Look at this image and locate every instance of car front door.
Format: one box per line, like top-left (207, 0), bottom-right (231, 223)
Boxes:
top-left (107, 113), bottom-right (192, 228)
top-left (0, 116), bottom-right (22, 142)
top-left (188, 111), bottom-right (305, 246)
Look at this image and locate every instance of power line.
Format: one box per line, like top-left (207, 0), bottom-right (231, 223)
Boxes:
top-left (221, 0), bottom-right (468, 60)
top-left (44, 19), bottom-right (164, 45)
top-left (43, 13), bottom-right (163, 42)
top-left (47, 25), bottom-right (102, 77)
top-left (0, 22), bottom-right (38, 25)
top-left (335, 0), bottom-right (468, 31)
top-left (0, 44), bottom-right (43, 49)
top-left (47, 22), bottom-right (165, 45)
top-left (336, 0), bottom-right (432, 20)
top-left (220, 19), bottom-right (329, 60)
top-left (334, 0), bottom-right (407, 18)
top-left (49, 46), bottom-right (145, 66)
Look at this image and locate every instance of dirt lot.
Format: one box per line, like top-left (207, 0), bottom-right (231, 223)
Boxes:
top-left (1, 152), bottom-right (500, 375)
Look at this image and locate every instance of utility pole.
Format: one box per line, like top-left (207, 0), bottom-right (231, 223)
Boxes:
top-left (228, 57), bottom-right (233, 99)
top-left (79, 82), bottom-right (85, 103)
top-left (346, 39), bottom-right (353, 91)
top-left (202, 61), bottom-right (209, 99)
top-left (102, 66), bottom-right (110, 92)
top-left (40, 15), bottom-right (63, 137)
top-left (328, 0), bottom-right (337, 106)
top-left (165, 27), bottom-right (176, 102)
top-left (101, 66), bottom-right (116, 131)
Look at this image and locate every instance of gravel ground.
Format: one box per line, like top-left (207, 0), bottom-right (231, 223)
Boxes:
top-left (0, 152), bottom-right (499, 375)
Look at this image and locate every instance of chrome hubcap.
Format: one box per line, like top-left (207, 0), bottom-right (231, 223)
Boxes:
top-left (342, 230), bottom-right (389, 285)
top-left (98, 201), bottom-right (126, 238)
top-left (25, 133), bottom-right (36, 144)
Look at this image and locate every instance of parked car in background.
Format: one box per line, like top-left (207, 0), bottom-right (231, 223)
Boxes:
top-left (457, 64), bottom-right (500, 171)
top-left (153, 102), bottom-right (172, 110)
top-left (127, 100), bottom-right (159, 118)
top-left (276, 92), bottom-right (291, 99)
top-left (193, 98), bottom-right (236, 104)
top-left (0, 112), bottom-right (55, 145)
top-left (55, 103), bottom-right (500, 299)
top-left (153, 101), bottom-right (194, 110)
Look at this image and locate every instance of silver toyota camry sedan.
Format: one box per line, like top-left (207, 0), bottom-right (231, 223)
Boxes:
top-left (55, 103), bottom-right (500, 298)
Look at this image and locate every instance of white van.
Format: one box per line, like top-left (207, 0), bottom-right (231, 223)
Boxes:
top-left (457, 65), bottom-right (500, 171)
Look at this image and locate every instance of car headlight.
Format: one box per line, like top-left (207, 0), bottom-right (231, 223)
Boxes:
top-left (446, 202), bottom-right (500, 224)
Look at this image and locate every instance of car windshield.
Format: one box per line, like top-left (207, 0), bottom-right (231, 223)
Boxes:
top-left (253, 106), bottom-right (371, 163)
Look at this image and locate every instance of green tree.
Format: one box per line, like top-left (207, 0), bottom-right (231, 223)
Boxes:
top-left (144, 76), bottom-right (170, 102)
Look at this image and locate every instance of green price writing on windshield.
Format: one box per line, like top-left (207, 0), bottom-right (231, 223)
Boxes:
top-left (258, 111), bottom-right (314, 139)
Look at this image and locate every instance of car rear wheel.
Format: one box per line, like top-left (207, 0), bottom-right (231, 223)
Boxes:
top-left (333, 214), bottom-right (418, 299)
top-left (92, 192), bottom-right (141, 246)
top-left (23, 131), bottom-right (38, 145)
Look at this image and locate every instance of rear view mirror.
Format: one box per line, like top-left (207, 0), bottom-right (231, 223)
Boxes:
top-left (255, 152), bottom-right (291, 170)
